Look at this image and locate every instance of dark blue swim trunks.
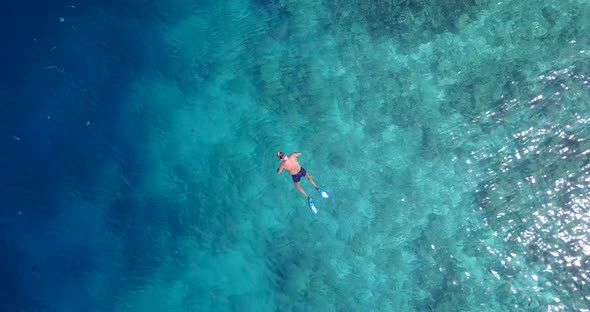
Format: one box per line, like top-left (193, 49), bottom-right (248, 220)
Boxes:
top-left (291, 167), bottom-right (307, 183)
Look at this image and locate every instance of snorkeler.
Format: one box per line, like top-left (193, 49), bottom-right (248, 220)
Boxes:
top-left (276, 151), bottom-right (329, 214)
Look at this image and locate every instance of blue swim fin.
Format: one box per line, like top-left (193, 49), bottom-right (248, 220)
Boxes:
top-left (317, 188), bottom-right (329, 199)
top-left (308, 197), bottom-right (318, 214)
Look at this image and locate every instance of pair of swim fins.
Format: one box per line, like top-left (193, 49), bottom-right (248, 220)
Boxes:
top-left (308, 188), bottom-right (329, 215)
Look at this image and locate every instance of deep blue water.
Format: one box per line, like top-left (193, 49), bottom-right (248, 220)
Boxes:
top-left (0, 1), bottom-right (163, 310)
top-left (2, 0), bottom-right (590, 311)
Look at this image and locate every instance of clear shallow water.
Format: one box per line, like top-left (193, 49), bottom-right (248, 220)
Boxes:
top-left (1, 0), bottom-right (589, 311)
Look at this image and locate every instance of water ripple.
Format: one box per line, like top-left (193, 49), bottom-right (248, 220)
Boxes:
top-left (472, 64), bottom-right (590, 309)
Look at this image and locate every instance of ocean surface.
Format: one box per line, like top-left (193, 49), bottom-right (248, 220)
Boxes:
top-left (1, 0), bottom-right (589, 311)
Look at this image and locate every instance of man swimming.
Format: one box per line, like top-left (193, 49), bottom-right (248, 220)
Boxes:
top-left (276, 151), bottom-right (324, 199)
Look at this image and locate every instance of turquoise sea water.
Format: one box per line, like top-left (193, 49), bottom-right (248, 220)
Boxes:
top-left (2, 0), bottom-right (590, 311)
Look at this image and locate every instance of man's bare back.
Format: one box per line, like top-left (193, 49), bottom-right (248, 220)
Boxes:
top-left (277, 152), bottom-right (302, 175)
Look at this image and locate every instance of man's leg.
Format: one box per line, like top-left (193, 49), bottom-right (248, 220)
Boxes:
top-left (305, 173), bottom-right (319, 189)
top-left (294, 182), bottom-right (310, 198)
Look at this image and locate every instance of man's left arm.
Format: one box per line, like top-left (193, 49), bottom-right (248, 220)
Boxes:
top-left (277, 163), bottom-right (284, 174)
top-left (291, 152), bottom-right (302, 157)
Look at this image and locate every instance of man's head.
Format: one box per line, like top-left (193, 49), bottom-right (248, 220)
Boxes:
top-left (277, 151), bottom-right (286, 160)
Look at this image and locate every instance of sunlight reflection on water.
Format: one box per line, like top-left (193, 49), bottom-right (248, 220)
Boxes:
top-left (471, 64), bottom-right (590, 310)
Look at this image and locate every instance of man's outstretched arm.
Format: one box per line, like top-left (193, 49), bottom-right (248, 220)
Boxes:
top-left (291, 152), bottom-right (302, 157)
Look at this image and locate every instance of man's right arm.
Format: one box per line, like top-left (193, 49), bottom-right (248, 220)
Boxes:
top-left (277, 164), bottom-right (284, 174)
